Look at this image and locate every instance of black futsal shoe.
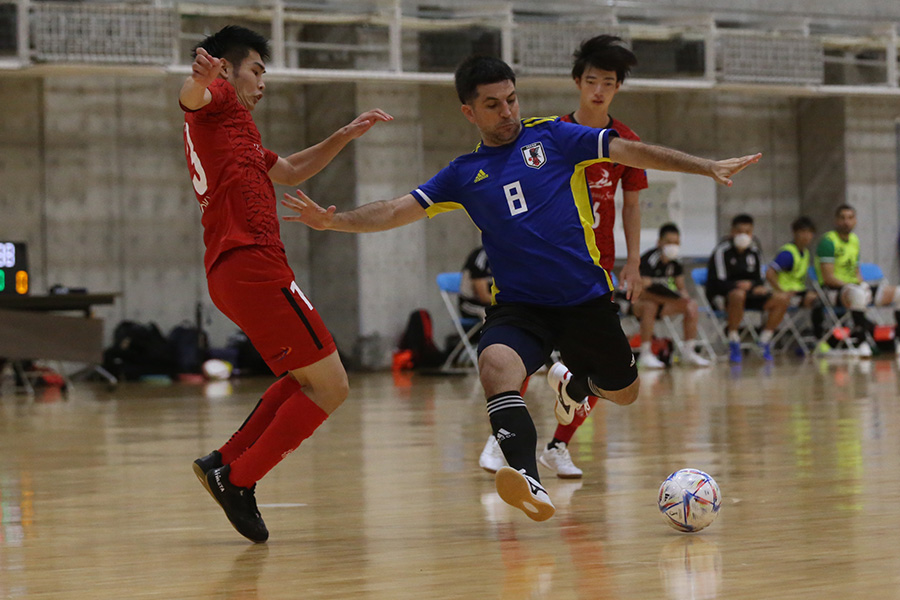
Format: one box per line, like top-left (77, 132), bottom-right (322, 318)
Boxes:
top-left (192, 450), bottom-right (223, 496)
top-left (206, 465), bottom-right (269, 543)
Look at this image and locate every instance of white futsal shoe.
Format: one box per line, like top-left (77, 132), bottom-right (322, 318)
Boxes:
top-left (495, 467), bottom-right (556, 522)
top-left (547, 362), bottom-right (588, 426)
top-left (683, 350), bottom-right (712, 367)
top-left (538, 442), bottom-right (583, 479)
top-left (479, 435), bottom-right (506, 474)
top-left (637, 352), bottom-right (666, 369)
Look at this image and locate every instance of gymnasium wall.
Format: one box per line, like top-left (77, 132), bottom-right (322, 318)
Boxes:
top-left (1, 74), bottom-right (898, 368)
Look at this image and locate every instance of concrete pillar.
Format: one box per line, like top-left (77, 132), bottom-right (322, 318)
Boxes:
top-left (797, 97), bottom-right (847, 231)
top-left (353, 82), bottom-right (428, 368)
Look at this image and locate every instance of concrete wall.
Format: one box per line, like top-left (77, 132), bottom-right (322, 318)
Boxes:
top-left (2, 72), bottom-right (899, 369)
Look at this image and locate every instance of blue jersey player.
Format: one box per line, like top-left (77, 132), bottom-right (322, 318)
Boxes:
top-left (282, 56), bottom-right (760, 521)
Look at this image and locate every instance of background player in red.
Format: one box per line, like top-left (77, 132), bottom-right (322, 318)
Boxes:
top-left (179, 25), bottom-right (392, 542)
top-left (479, 35), bottom-right (648, 479)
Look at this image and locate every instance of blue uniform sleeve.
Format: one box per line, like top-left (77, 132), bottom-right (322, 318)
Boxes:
top-left (411, 163), bottom-right (464, 217)
top-left (552, 120), bottom-right (619, 165)
top-left (769, 250), bottom-right (794, 272)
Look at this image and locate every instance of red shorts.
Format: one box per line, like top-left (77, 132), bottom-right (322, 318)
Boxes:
top-left (207, 245), bottom-right (336, 375)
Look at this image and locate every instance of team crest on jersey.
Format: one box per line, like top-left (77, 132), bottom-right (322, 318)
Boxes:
top-left (521, 142), bottom-right (547, 169)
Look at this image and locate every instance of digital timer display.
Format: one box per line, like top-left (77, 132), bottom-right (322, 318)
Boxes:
top-left (0, 242), bottom-right (29, 295)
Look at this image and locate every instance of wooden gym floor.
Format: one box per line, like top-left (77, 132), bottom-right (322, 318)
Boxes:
top-left (2, 355), bottom-right (900, 599)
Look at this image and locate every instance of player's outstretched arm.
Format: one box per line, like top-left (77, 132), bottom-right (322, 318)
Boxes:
top-left (609, 138), bottom-right (761, 187)
top-left (281, 190), bottom-right (426, 233)
top-left (179, 48), bottom-right (222, 110)
top-left (269, 109), bottom-right (394, 186)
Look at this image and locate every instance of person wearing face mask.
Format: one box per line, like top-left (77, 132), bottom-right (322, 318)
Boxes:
top-left (631, 223), bottom-right (711, 369)
top-left (706, 214), bottom-right (791, 363)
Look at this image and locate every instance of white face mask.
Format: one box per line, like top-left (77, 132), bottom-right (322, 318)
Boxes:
top-left (661, 243), bottom-right (680, 260)
top-left (733, 233), bottom-right (753, 250)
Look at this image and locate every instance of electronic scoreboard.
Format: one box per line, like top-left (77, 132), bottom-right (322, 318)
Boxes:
top-left (0, 242), bottom-right (29, 295)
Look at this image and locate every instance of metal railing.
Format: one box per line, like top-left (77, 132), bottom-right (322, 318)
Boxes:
top-left (1, 0), bottom-right (897, 94)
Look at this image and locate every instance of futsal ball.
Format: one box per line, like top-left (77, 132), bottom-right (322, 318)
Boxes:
top-left (202, 359), bottom-right (233, 381)
top-left (658, 469), bottom-right (721, 532)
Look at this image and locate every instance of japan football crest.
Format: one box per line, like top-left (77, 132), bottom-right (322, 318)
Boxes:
top-left (521, 142), bottom-right (547, 169)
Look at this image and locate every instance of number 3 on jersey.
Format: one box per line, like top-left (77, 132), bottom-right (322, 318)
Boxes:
top-left (504, 181), bottom-right (528, 216)
top-left (184, 122), bottom-right (208, 195)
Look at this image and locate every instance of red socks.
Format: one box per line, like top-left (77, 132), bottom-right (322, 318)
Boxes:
top-left (228, 388), bottom-right (328, 488)
top-left (552, 396), bottom-right (600, 444)
top-left (218, 375), bottom-right (301, 464)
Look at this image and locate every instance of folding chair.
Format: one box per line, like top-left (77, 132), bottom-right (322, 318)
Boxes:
top-left (435, 272), bottom-right (481, 372)
top-left (809, 263), bottom-right (885, 353)
top-left (617, 273), bottom-right (717, 362)
top-left (766, 264), bottom-right (814, 356)
top-left (690, 266), bottom-right (764, 355)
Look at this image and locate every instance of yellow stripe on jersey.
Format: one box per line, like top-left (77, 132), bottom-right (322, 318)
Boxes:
top-left (571, 157), bottom-right (614, 289)
top-left (424, 201), bottom-right (465, 218)
top-left (523, 116), bottom-right (558, 127)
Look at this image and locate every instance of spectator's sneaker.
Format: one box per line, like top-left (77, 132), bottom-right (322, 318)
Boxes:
top-left (193, 450), bottom-right (223, 498)
top-left (495, 467), bottom-right (555, 522)
top-left (854, 342), bottom-right (873, 358)
top-left (206, 465), bottom-right (269, 543)
top-left (683, 351), bottom-right (711, 367)
top-left (759, 342), bottom-right (774, 361)
top-left (728, 341), bottom-right (742, 364)
top-left (547, 362), bottom-right (587, 426)
top-left (479, 435), bottom-right (505, 474)
top-left (638, 352), bottom-right (666, 369)
top-left (538, 442), bottom-right (583, 479)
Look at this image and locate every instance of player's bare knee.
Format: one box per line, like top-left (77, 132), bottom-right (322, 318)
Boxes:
top-left (685, 300), bottom-right (699, 319)
top-left (610, 379), bottom-right (639, 405)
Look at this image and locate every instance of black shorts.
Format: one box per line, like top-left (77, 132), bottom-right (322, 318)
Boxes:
top-left (708, 291), bottom-right (770, 311)
top-left (477, 294), bottom-right (638, 392)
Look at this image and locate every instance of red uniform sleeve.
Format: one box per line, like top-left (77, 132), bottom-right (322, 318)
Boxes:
top-left (621, 165), bottom-right (648, 192)
top-left (179, 79), bottom-right (229, 114)
top-left (264, 148), bottom-right (279, 171)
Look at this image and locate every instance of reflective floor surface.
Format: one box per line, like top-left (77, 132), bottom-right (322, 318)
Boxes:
top-left (2, 355), bottom-right (900, 599)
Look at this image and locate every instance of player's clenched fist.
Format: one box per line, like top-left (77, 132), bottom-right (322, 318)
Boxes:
top-left (191, 47), bottom-right (223, 87)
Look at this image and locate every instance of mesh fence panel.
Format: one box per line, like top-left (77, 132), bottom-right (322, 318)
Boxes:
top-left (32, 2), bottom-right (177, 64)
top-left (514, 22), bottom-right (629, 75)
top-left (718, 33), bottom-right (824, 85)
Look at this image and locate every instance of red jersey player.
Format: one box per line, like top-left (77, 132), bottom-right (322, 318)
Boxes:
top-left (180, 25), bottom-right (391, 542)
top-left (478, 35), bottom-right (647, 480)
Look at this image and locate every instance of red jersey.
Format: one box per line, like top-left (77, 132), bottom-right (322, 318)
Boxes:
top-left (182, 79), bottom-right (282, 273)
top-left (558, 113), bottom-right (648, 271)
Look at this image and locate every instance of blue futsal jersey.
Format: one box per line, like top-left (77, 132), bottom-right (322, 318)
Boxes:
top-left (412, 117), bottom-right (619, 306)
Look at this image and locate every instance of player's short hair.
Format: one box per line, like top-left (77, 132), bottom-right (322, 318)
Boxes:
top-left (571, 35), bottom-right (638, 82)
top-left (835, 203), bottom-right (856, 217)
top-left (194, 25), bottom-right (270, 69)
top-left (791, 216), bottom-right (816, 232)
top-left (455, 55), bottom-right (516, 104)
top-left (731, 213), bottom-right (754, 228)
top-left (659, 222), bottom-right (680, 238)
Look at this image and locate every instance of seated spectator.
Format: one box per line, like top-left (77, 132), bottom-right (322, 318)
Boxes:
top-left (706, 214), bottom-right (790, 363)
top-left (815, 204), bottom-right (900, 356)
top-left (631, 223), bottom-right (711, 369)
top-left (459, 246), bottom-right (492, 321)
top-left (766, 216), bottom-right (818, 309)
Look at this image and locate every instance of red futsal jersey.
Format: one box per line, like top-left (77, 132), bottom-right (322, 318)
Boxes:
top-left (558, 113), bottom-right (648, 272)
top-left (181, 78), bottom-right (282, 273)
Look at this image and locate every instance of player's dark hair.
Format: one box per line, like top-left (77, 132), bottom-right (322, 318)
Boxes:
top-left (455, 55), bottom-right (516, 104)
top-left (659, 222), bottom-right (680, 238)
top-left (791, 216), bottom-right (816, 232)
top-left (835, 203), bottom-right (855, 217)
top-left (194, 25), bottom-right (270, 70)
top-left (571, 35), bottom-right (638, 82)
top-left (731, 213), bottom-right (754, 228)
